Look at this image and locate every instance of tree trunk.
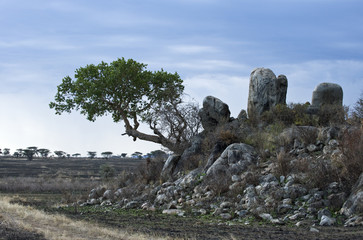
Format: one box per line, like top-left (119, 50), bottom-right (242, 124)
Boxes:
top-left (125, 128), bottom-right (186, 154)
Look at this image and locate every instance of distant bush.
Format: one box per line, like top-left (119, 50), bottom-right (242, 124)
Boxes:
top-left (99, 164), bottom-right (116, 182)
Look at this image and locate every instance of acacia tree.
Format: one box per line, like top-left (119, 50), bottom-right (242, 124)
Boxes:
top-left (49, 58), bottom-right (200, 154)
top-left (101, 151), bottom-right (113, 159)
top-left (88, 151), bottom-right (97, 159)
top-left (3, 148), bottom-right (10, 156)
top-left (38, 148), bottom-right (50, 158)
top-left (54, 151), bottom-right (66, 158)
top-left (22, 147), bottom-right (38, 161)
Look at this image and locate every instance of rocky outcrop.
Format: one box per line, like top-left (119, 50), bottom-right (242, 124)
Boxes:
top-left (160, 155), bottom-right (181, 182)
top-left (173, 133), bottom-right (204, 175)
top-left (199, 96), bottom-right (230, 131)
top-left (341, 173), bottom-right (363, 217)
top-left (308, 82), bottom-right (343, 114)
top-left (205, 143), bottom-right (257, 193)
top-left (247, 68), bottom-right (288, 118)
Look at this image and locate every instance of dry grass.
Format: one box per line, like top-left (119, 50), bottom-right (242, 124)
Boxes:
top-left (337, 127), bottom-right (363, 189)
top-left (0, 196), bottom-right (164, 240)
top-left (274, 150), bottom-right (291, 177)
top-left (0, 177), bottom-right (99, 193)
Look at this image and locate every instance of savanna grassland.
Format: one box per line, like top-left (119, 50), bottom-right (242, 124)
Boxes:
top-left (1, 157), bottom-right (363, 240)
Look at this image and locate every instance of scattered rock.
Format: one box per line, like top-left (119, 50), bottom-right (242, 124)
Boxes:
top-left (319, 215), bottom-right (336, 226)
top-left (162, 209), bottom-right (185, 217)
top-left (310, 227), bottom-right (320, 233)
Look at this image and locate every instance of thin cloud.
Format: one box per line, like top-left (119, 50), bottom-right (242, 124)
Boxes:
top-left (0, 38), bottom-right (78, 51)
top-left (167, 45), bottom-right (219, 54)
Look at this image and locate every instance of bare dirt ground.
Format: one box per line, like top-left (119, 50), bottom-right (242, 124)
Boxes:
top-left (0, 224), bottom-right (47, 240)
top-left (6, 194), bottom-right (363, 240)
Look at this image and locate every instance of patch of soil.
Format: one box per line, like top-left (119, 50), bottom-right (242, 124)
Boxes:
top-left (53, 206), bottom-right (363, 240)
top-left (0, 224), bottom-right (46, 240)
top-left (8, 194), bottom-right (363, 240)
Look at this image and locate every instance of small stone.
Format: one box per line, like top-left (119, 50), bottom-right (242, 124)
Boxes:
top-left (125, 201), bottom-right (139, 209)
top-left (318, 209), bottom-right (331, 220)
top-left (270, 218), bottom-right (284, 225)
top-left (289, 213), bottom-right (305, 221)
top-left (319, 215), bottom-right (336, 226)
top-left (162, 209), bottom-right (185, 216)
top-left (199, 209), bottom-right (207, 215)
top-left (220, 213), bottom-right (233, 220)
top-left (259, 213), bottom-right (273, 221)
top-left (307, 144), bottom-right (318, 152)
top-left (220, 201), bottom-right (233, 209)
top-left (235, 210), bottom-right (248, 218)
top-left (310, 227), bottom-right (320, 233)
top-left (103, 190), bottom-right (113, 200)
top-left (232, 175), bottom-right (240, 182)
top-left (280, 176), bottom-right (285, 183)
top-left (278, 204), bottom-right (292, 214)
top-left (88, 198), bottom-right (98, 205)
top-left (344, 216), bottom-right (363, 227)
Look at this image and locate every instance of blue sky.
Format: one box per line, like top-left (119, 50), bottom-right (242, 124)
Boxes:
top-left (1, 0), bottom-right (362, 157)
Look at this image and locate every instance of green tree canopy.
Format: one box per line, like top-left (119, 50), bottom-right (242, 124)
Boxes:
top-left (101, 151), bottom-right (113, 159)
top-left (88, 151), bottom-right (97, 159)
top-left (22, 147), bottom-right (38, 161)
top-left (38, 148), bottom-right (50, 158)
top-left (54, 151), bottom-right (66, 158)
top-left (49, 58), bottom-right (199, 154)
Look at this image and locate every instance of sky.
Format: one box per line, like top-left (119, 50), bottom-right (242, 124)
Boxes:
top-left (1, 0), bottom-right (363, 157)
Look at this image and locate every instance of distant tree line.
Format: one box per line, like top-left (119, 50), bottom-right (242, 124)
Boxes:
top-left (0, 147), bottom-right (167, 161)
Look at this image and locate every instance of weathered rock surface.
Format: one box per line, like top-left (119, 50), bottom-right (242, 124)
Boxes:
top-left (341, 173), bottom-right (363, 217)
top-left (160, 155), bottom-right (181, 182)
top-left (206, 143), bottom-right (256, 176)
top-left (247, 68), bottom-right (288, 118)
top-left (205, 143), bottom-right (256, 193)
top-left (308, 82), bottom-right (343, 114)
top-left (199, 96), bottom-right (230, 131)
top-left (173, 134), bottom-right (204, 174)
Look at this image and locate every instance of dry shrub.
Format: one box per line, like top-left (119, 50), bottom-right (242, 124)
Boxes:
top-left (261, 104), bottom-right (294, 125)
top-left (294, 156), bottom-right (339, 189)
top-left (296, 126), bottom-right (318, 145)
top-left (274, 151), bottom-right (291, 177)
top-left (137, 157), bottom-right (165, 184)
top-left (337, 127), bottom-right (363, 189)
top-left (116, 170), bottom-right (138, 188)
top-left (202, 127), bottom-right (241, 152)
top-left (184, 154), bottom-right (205, 170)
top-left (318, 104), bottom-right (346, 126)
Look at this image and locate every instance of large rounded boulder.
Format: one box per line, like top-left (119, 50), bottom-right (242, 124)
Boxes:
top-left (308, 82), bottom-right (343, 114)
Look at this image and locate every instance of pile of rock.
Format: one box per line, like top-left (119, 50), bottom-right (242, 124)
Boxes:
top-left (78, 67), bottom-right (362, 228)
top-left (81, 134), bottom-right (363, 227)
